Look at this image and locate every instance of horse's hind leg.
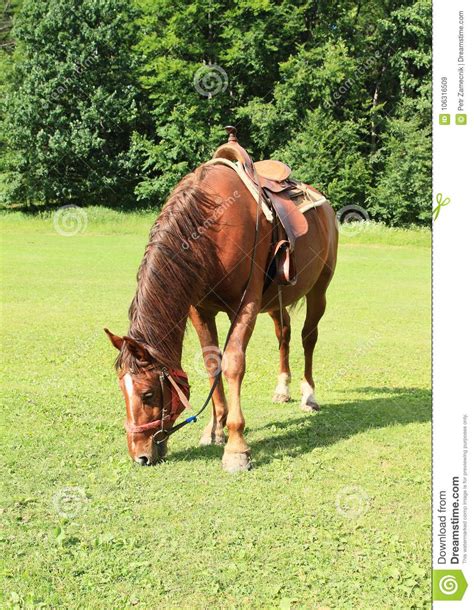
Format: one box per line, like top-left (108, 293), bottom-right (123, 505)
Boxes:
top-left (189, 307), bottom-right (227, 446)
top-left (300, 281), bottom-right (329, 412)
top-left (268, 308), bottom-right (291, 403)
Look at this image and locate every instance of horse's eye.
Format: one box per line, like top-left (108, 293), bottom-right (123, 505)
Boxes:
top-left (142, 391), bottom-right (154, 403)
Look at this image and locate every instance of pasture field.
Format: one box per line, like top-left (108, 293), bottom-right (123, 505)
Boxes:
top-left (1, 209), bottom-right (431, 609)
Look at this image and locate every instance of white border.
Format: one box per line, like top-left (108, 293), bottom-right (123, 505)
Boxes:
top-left (433, 0), bottom-right (474, 606)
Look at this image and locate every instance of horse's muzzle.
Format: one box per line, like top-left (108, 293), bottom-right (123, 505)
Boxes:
top-left (131, 437), bottom-right (167, 466)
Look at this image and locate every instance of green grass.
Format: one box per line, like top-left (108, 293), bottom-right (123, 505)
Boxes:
top-left (1, 208), bottom-right (431, 609)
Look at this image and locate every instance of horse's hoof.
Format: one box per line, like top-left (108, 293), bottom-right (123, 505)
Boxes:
top-left (301, 398), bottom-right (321, 412)
top-left (222, 451), bottom-right (252, 473)
top-left (272, 392), bottom-right (291, 403)
top-left (199, 430), bottom-right (226, 446)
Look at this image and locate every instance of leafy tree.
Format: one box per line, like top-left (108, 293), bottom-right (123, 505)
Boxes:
top-left (2, 0), bottom-right (145, 205)
top-left (133, 0), bottom-right (322, 203)
top-left (368, 0), bottom-right (431, 223)
top-left (133, 0), bottom-right (431, 223)
top-left (0, 1), bottom-right (22, 193)
top-left (1, 0), bottom-right (432, 225)
top-left (368, 112), bottom-right (431, 225)
top-left (276, 108), bottom-right (371, 210)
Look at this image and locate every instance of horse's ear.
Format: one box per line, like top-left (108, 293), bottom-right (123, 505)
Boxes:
top-left (122, 336), bottom-right (154, 364)
top-left (104, 328), bottom-right (124, 351)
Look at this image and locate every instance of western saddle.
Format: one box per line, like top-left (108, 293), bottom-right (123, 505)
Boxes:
top-left (211, 126), bottom-right (327, 287)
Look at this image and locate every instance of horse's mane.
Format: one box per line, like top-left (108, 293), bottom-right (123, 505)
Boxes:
top-left (116, 164), bottom-right (218, 372)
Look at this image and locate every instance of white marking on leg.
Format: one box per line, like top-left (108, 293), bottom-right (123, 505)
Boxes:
top-left (300, 380), bottom-right (316, 406)
top-left (273, 372), bottom-right (291, 402)
top-left (275, 372), bottom-right (291, 395)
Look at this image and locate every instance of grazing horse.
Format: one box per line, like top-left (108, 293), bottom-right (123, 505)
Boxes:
top-left (105, 148), bottom-right (338, 473)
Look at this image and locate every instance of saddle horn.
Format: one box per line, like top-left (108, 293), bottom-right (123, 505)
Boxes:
top-left (225, 125), bottom-right (238, 142)
top-left (214, 126), bottom-right (253, 172)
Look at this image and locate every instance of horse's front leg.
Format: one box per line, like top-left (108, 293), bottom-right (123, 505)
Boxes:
top-left (221, 300), bottom-right (259, 473)
top-left (189, 306), bottom-right (228, 446)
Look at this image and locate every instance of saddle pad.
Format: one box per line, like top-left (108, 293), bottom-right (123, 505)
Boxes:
top-left (291, 182), bottom-right (328, 214)
top-left (205, 158), bottom-right (329, 218)
top-left (205, 157), bottom-right (274, 221)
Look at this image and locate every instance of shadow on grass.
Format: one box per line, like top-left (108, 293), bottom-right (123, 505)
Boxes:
top-left (169, 387), bottom-right (431, 466)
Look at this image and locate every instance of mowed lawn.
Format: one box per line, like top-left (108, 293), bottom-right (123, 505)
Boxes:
top-left (1, 209), bottom-right (431, 609)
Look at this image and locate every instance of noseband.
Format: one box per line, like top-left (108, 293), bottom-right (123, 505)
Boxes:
top-left (124, 367), bottom-right (194, 442)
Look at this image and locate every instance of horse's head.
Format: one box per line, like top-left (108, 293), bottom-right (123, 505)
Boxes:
top-left (104, 329), bottom-right (190, 466)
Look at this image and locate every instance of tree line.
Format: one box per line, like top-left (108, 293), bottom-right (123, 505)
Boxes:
top-left (0, 0), bottom-right (431, 225)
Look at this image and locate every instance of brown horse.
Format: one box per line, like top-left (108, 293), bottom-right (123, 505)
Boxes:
top-left (105, 153), bottom-right (338, 472)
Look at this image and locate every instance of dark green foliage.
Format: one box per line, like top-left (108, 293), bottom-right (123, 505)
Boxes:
top-left (1, 0), bottom-right (431, 224)
top-left (133, 0), bottom-right (431, 222)
top-left (2, 0), bottom-right (144, 205)
top-left (0, 1), bottom-right (22, 192)
top-left (368, 113), bottom-right (432, 225)
top-left (276, 109), bottom-right (372, 210)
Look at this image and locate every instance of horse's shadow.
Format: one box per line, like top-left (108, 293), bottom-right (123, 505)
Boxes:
top-left (169, 387), bottom-right (431, 467)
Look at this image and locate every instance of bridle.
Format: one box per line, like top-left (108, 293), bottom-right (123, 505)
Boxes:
top-left (123, 367), bottom-right (195, 444)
